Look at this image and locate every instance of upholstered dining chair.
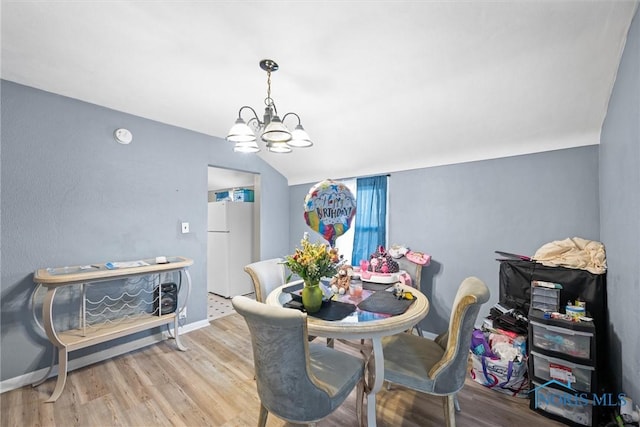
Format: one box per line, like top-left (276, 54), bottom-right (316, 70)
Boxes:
top-left (396, 256), bottom-right (424, 336)
top-left (232, 295), bottom-right (365, 427)
top-left (244, 258), bottom-right (334, 347)
top-left (381, 276), bottom-right (490, 427)
top-left (396, 256), bottom-right (423, 290)
top-left (244, 258), bottom-right (286, 303)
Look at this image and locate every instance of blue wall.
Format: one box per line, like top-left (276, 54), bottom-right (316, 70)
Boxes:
top-left (290, 146), bottom-right (600, 334)
top-left (0, 80), bottom-right (290, 381)
top-left (600, 6), bottom-right (640, 404)
top-left (290, 8), bottom-right (640, 403)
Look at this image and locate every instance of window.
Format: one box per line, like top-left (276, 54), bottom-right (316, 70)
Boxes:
top-left (351, 175), bottom-right (388, 265)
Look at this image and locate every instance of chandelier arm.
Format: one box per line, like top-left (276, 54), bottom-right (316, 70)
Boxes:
top-left (244, 117), bottom-right (260, 132)
top-left (282, 112), bottom-right (302, 126)
top-left (238, 106), bottom-right (261, 123)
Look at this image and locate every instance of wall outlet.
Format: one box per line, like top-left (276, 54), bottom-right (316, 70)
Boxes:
top-left (181, 222), bottom-right (189, 233)
top-left (178, 307), bottom-right (187, 320)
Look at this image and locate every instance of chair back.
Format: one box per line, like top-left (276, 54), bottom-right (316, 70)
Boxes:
top-left (231, 296), bottom-right (338, 422)
top-left (244, 258), bottom-right (285, 303)
top-left (396, 257), bottom-right (423, 289)
top-left (430, 276), bottom-right (490, 393)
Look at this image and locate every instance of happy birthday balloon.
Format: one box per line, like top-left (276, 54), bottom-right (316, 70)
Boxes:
top-left (303, 179), bottom-right (356, 247)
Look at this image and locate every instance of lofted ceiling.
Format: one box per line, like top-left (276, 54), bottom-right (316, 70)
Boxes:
top-left (2, 1), bottom-right (637, 185)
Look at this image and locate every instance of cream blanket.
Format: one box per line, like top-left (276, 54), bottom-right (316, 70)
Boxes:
top-left (532, 237), bottom-right (607, 274)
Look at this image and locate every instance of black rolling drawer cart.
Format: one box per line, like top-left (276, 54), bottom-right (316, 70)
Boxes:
top-left (528, 309), bottom-right (599, 426)
top-left (498, 259), bottom-right (608, 427)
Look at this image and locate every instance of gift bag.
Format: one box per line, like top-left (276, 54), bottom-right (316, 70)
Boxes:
top-left (469, 352), bottom-right (529, 398)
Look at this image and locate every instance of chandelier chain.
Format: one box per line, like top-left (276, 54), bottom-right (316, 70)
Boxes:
top-left (266, 70), bottom-right (272, 107)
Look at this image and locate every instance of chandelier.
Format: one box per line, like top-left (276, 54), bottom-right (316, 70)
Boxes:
top-left (226, 59), bottom-right (313, 153)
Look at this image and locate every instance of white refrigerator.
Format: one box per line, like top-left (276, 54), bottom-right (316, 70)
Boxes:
top-left (207, 201), bottom-right (254, 297)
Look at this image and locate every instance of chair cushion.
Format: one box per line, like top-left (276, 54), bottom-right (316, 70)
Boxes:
top-left (309, 343), bottom-right (365, 408)
top-left (382, 333), bottom-right (445, 393)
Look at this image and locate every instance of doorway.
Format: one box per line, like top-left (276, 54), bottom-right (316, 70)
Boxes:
top-left (207, 167), bottom-right (260, 317)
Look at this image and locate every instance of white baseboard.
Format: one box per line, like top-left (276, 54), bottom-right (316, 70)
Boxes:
top-left (421, 329), bottom-right (438, 340)
top-left (179, 319), bottom-right (211, 334)
top-left (0, 319), bottom-right (211, 394)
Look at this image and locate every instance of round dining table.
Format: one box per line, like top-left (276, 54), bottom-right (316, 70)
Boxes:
top-left (266, 281), bottom-right (430, 427)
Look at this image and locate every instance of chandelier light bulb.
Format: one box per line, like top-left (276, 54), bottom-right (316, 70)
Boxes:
top-left (288, 124), bottom-right (313, 148)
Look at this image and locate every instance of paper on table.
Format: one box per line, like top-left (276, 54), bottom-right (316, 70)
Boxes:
top-left (105, 260), bottom-right (150, 269)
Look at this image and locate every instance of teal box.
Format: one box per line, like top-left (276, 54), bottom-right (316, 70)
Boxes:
top-left (215, 191), bottom-right (230, 201)
top-left (233, 189), bottom-right (254, 202)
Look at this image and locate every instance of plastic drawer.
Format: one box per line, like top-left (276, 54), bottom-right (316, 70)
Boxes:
top-left (530, 320), bottom-right (593, 360)
top-left (531, 297), bottom-right (559, 312)
top-left (530, 381), bottom-right (593, 426)
top-left (531, 351), bottom-right (595, 392)
top-left (531, 286), bottom-right (560, 312)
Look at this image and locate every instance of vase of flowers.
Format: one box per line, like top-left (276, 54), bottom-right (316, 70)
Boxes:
top-left (284, 233), bottom-right (343, 313)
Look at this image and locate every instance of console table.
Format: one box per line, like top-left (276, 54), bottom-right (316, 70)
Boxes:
top-left (31, 256), bottom-right (193, 402)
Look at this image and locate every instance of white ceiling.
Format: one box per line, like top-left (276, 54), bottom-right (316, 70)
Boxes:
top-left (2, 1), bottom-right (637, 185)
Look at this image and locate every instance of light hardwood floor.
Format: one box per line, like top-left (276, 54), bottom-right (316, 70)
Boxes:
top-left (1, 314), bottom-right (566, 427)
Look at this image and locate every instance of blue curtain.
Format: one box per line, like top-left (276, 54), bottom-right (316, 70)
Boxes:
top-left (351, 175), bottom-right (387, 265)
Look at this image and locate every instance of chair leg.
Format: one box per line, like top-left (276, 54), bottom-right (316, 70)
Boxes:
top-left (454, 394), bottom-right (461, 412)
top-left (356, 378), bottom-right (364, 427)
top-left (443, 394), bottom-right (456, 427)
top-left (258, 403), bottom-right (268, 427)
top-left (327, 338), bottom-right (334, 348)
top-left (405, 325), bottom-right (423, 336)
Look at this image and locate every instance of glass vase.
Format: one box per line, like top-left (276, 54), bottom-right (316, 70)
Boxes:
top-left (302, 281), bottom-right (323, 313)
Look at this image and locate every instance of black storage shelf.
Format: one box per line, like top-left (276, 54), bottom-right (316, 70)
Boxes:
top-left (498, 260), bottom-right (607, 427)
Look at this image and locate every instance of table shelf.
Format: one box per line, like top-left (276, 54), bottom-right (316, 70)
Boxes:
top-left (58, 312), bottom-right (177, 351)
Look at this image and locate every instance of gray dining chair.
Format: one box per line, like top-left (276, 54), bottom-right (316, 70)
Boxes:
top-left (244, 258), bottom-right (286, 303)
top-left (381, 276), bottom-right (490, 427)
top-left (244, 258), bottom-right (334, 347)
top-left (396, 256), bottom-right (424, 336)
top-left (232, 295), bottom-right (365, 427)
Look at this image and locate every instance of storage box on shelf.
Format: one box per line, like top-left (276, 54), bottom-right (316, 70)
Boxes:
top-left (530, 351), bottom-right (595, 393)
top-left (530, 380), bottom-right (595, 427)
top-left (215, 190), bottom-right (231, 201)
top-left (529, 316), bottom-right (595, 362)
top-left (530, 281), bottom-right (560, 312)
top-left (215, 188), bottom-right (254, 202)
top-left (233, 188), bottom-right (254, 202)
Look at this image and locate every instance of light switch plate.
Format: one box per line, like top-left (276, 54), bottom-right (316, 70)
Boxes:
top-left (181, 222), bottom-right (189, 233)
